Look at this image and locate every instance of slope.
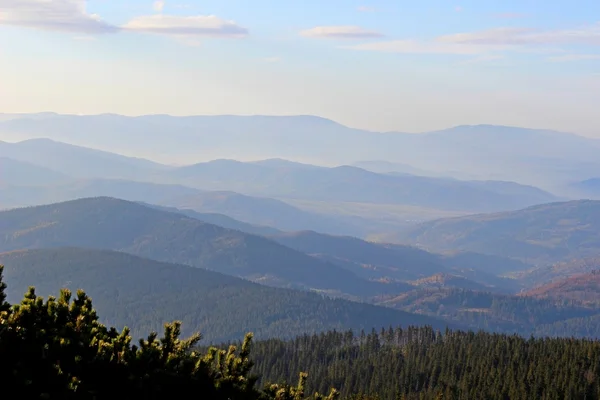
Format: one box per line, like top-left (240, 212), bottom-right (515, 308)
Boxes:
top-left (0, 138), bottom-right (170, 179)
top-left (0, 157), bottom-right (71, 186)
top-left (268, 231), bottom-right (524, 292)
top-left (522, 271), bottom-right (600, 306)
top-left (166, 191), bottom-right (364, 236)
top-left (164, 160), bottom-right (557, 212)
top-left (269, 230), bottom-right (447, 281)
top-left (0, 248), bottom-right (448, 342)
top-left (0, 179), bottom-right (204, 209)
top-left (400, 200), bottom-right (600, 265)
top-left (141, 203), bottom-right (282, 236)
top-left (3, 114), bottom-right (599, 187)
top-left (0, 197), bottom-right (409, 296)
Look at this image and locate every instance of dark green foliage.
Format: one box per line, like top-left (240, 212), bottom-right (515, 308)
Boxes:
top-left (245, 327), bottom-right (600, 399)
top-left (0, 197), bottom-right (408, 297)
top-left (0, 265), bottom-right (338, 399)
top-left (0, 248), bottom-right (450, 342)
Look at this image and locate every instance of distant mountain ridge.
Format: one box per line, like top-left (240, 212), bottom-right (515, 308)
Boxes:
top-left (2, 114), bottom-right (599, 188)
top-left (161, 158), bottom-right (558, 212)
top-left (0, 137), bottom-right (558, 214)
top-left (0, 138), bottom-right (170, 179)
top-left (0, 157), bottom-right (70, 186)
top-left (522, 271), bottom-right (600, 306)
top-left (399, 200), bottom-right (600, 265)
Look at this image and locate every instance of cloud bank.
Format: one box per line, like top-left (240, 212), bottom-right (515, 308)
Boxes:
top-left (0, 0), bottom-right (116, 34)
top-left (122, 15), bottom-right (248, 38)
top-left (345, 23), bottom-right (600, 56)
top-left (301, 26), bottom-right (383, 39)
top-left (0, 0), bottom-right (248, 39)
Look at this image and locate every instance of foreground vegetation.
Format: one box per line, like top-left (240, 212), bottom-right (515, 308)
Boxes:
top-left (0, 266), bottom-right (337, 399)
top-left (3, 261), bottom-right (600, 399)
top-left (247, 327), bottom-right (600, 399)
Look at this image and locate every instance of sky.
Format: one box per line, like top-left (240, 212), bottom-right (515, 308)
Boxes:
top-left (0, 0), bottom-right (599, 136)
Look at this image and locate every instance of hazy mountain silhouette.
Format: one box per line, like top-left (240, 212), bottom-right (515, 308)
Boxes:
top-left (0, 138), bottom-right (170, 179)
top-left (163, 159), bottom-right (558, 212)
top-left (2, 114), bottom-right (599, 188)
top-left (0, 157), bottom-right (70, 186)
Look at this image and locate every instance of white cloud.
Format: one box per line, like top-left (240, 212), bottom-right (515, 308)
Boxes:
top-left (153, 1), bottom-right (165, 12)
top-left (357, 6), bottom-right (376, 12)
top-left (547, 54), bottom-right (600, 62)
top-left (437, 27), bottom-right (533, 46)
top-left (300, 26), bottom-right (383, 39)
top-left (122, 14), bottom-right (248, 38)
top-left (345, 23), bottom-right (600, 56)
top-left (439, 24), bottom-right (600, 46)
top-left (0, 0), bottom-right (247, 41)
top-left (0, 0), bottom-right (117, 33)
top-left (493, 12), bottom-right (526, 19)
top-left (344, 39), bottom-right (485, 54)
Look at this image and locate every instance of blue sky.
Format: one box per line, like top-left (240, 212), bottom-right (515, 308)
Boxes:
top-left (0, 0), bottom-right (599, 136)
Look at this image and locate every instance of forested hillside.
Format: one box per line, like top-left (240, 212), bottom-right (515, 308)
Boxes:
top-left (0, 248), bottom-right (449, 342)
top-left (381, 287), bottom-right (600, 337)
top-left (246, 327), bottom-right (600, 399)
top-left (400, 200), bottom-right (600, 264)
top-left (0, 197), bottom-right (410, 297)
top-left (0, 265), bottom-right (336, 399)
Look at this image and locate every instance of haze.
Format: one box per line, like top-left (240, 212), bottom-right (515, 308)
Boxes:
top-left (1, 0), bottom-right (600, 136)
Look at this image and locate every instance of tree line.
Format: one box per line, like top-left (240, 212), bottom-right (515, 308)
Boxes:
top-left (245, 326), bottom-right (600, 399)
top-left (3, 261), bottom-right (600, 399)
top-left (0, 265), bottom-right (337, 399)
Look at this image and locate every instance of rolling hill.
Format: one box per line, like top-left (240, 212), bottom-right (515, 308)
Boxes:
top-left (165, 190), bottom-right (365, 236)
top-left (141, 203), bottom-right (283, 236)
top-left (0, 138), bottom-right (170, 179)
top-left (0, 180), bottom-right (374, 237)
top-left (0, 179), bottom-right (204, 209)
top-left (377, 287), bottom-right (600, 337)
top-left (269, 230), bottom-right (448, 281)
top-left (399, 200), bottom-right (600, 265)
top-left (521, 270), bottom-right (600, 306)
top-left (0, 248), bottom-right (449, 342)
top-left (573, 178), bottom-right (600, 199)
top-left (0, 157), bottom-right (70, 186)
top-left (163, 160), bottom-right (558, 212)
top-left (267, 230), bottom-right (526, 292)
top-left (2, 114), bottom-right (599, 188)
top-left (0, 197), bottom-right (410, 297)
top-left (514, 257), bottom-right (600, 288)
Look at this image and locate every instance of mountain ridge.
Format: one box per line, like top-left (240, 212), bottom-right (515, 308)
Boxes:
top-left (0, 197), bottom-right (410, 297)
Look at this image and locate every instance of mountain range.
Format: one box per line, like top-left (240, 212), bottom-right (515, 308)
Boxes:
top-left (399, 200), bottom-right (600, 265)
top-left (0, 197), bottom-right (412, 297)
top-left (0, 247), bottom-right (448, 342)
top-left (158, 159), bottom-right (558, 212)
top-left (0, 138), bottom-right (560, 213)
top-left (2, 113), bottom-right (599, 189)
top-left (2, 195), bottom-right (600, 339)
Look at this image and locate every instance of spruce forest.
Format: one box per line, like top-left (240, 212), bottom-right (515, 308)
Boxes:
top-left (0, 266), bottom-right (337, 400)
top-left (4, 265), bottom-right (600, 400)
